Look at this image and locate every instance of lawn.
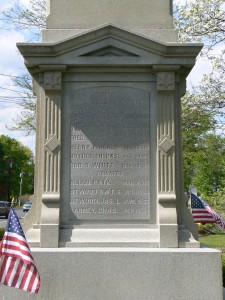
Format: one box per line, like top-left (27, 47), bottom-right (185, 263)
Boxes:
top-left (199, 234), bottom-right (225, 249)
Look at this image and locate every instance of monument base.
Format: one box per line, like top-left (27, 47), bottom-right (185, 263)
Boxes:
top-left (1, 248), bottom-right (223, 300)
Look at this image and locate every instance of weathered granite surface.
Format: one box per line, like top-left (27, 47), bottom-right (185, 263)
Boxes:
top-left (17, 25), bottom-right (202, 248)
top-left (2, 248), bottom-right (223, 300)
top-left (13, 1), bottom-right (223, 299)
top-left (43, 0), bottom-right (176, 43)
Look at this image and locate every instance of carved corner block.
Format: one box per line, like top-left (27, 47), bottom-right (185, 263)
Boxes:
top-left (159, 137), bottom-right (174, 153)
top-left (157, 72), bottom-right (175, 91)
top-left (45, 137), bottom-right (60, 153)
top-left (44, 72), bottom-right (62, 91)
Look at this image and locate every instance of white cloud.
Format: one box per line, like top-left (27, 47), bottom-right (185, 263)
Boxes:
top-left (0, 104), bottom-right (35, 153)
top-left (174, 0), bottom-right (196, 5)
top-left (0, 0), bottom-right (13, 11)
top-left (186, 41), bottom-right (225, 90)
top-left (187, 56), bottom-right (212, 89)
top-left (0, 31), bottom-right (25, 71)
top-left (20, 0), bottom-right (32, 7)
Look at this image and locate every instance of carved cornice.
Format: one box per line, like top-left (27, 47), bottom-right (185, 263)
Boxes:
top-left (17, 25), bottom-right (203, 76)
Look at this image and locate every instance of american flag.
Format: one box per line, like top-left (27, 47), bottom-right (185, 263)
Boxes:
top-left (0, 207), bottom-right (40, 294)
top-left (191, 193), bottom-right (225, 229)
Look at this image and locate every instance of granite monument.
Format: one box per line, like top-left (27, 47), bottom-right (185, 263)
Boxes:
top-left (2, 1), bottom-right (222, 299)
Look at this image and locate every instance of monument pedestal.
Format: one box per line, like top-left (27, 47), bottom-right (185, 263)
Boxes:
top-left (14, 1), bottom-right (223, 299)
top-left (18, 25), bottom-right (203, 250)
top-left (2, 248), bottom-right (223, 300)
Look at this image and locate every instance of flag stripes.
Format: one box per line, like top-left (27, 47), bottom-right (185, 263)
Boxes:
top-left (191, 193), bottom-right (225, 230)
top-left (191, 209), bottom-right (215, 223)
top-left (0, 208), bottom-right (40, 294)
top-left (1, 233), bottom-right (34, 264)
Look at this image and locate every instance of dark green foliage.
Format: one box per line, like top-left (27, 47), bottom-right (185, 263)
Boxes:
top-left (201, 224), bottom-right (225, 236)
top-left (192, 134), bottom-right (225, 196)
top-left (181, 94), bottom-right (217, 192)
top-left (0, 135), bottom-right (34, 200)
top-left (0, 228), bottom-right (5, 240)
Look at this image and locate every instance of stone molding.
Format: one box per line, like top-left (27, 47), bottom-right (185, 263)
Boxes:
top-left (156, 71), bottom-right (178, 247)
top-left (40, 71), bottom-right (62, 247)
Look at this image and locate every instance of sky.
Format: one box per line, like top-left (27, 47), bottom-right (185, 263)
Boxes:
top-left (0, 0), bottom-right (35, 153)
top-left (0, 0), bottom-right (220, 155)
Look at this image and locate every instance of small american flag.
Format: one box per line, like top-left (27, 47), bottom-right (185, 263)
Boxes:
top-left (191, 193), bottom-right (225, 229)
top-left (0, 207), bottom-right (40, 294)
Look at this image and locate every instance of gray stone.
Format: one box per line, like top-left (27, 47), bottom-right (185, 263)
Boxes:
top-left (13, 1), bottom-right (223, 299)
top-left (46, 0), bottom-right (173, 29)
top-left (70, 87), bottom-right (151, 221)
top-left (43, 0), bottom-right (177, 43)
top-left (1, 248), bottom-right (223, 300)
top-left (42, 28), bottom-right (178, 43)
top-left (17, 25), bottom-right (203, 248)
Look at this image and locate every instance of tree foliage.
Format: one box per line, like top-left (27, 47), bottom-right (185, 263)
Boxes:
top-left (1, 0), bottom-right (46, 135)
top-left (0, 135), bottom-right (34, 200)
top-left (174, 0), bottom-right (225, 48)
top-left (6, 73), bottom-right (36, 136)
top-left (174, 0), bottom-right (225, 198)
top-left (196, 55), bottom-right (225, 115)
top-left (1, 0), bottom-right (46, 38)
top-left (181, 93), bottom-right (216, 191)
top-left (174, 0), bottom-right (225, 114)
top-left (190, 134), bottom-right (225, 210)
top-left (191, 134), bottom-right (225, 195)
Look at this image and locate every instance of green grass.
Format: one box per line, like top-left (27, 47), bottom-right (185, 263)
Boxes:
top-left (199, 235), bottom-right (225, 249)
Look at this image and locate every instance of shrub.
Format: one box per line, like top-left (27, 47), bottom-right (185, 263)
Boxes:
top-left (202, 224), bottom-right (225, 235)
top-left (0, 228), bottom-right (5, 240)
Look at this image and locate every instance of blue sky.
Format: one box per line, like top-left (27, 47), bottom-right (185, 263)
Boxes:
top-left (0, 0), bottom-right (218, 155)
top-left (0, 0), bottom-right (35, 153)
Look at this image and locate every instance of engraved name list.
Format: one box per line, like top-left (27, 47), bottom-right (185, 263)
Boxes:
top-left (70, 87), bottom-right (151, 221)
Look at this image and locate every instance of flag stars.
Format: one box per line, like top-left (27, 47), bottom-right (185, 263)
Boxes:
top-left (5, 208), bottom-right (25, 238)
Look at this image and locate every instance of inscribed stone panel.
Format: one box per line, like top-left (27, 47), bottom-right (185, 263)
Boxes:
top-left (70, 87), bottom-right (150, 220)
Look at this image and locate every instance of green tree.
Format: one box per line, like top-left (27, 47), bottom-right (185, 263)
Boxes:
top-left (174, 0), bottom-right (225, 47)
top-left (0, 135), bottom-right (34, 201)
top-left (181, 93), bottom-right (216, 192)
top-left (174, 0), bottom-right (225, 116)
top-left (174, 0), bottom-right (225, 194)
top-left (191, 134), bottom-right (225, 196)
